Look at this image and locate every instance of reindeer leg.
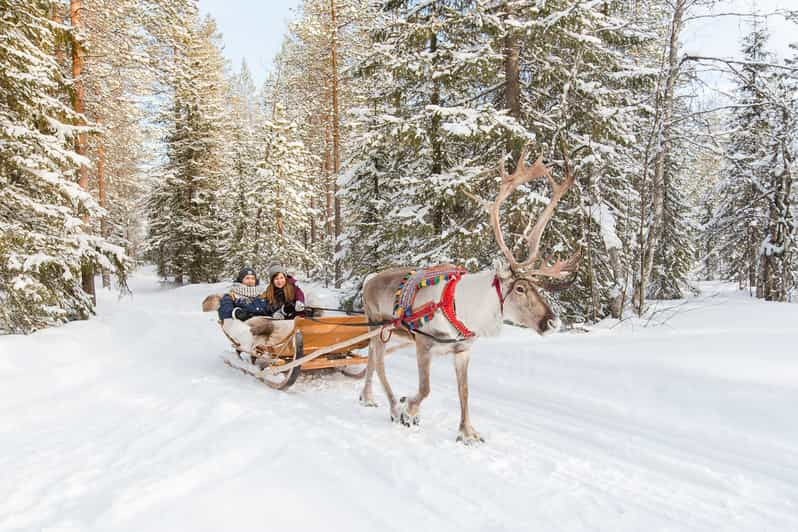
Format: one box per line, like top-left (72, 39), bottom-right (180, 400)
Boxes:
top-left (454, 350), bottom-right (484, 445)
top-left (396, 347), bottom-right (432, 427)
top-left (372, 338), bottom-right (399, 421)
top-left (359, 336), bottom-right (379, 407)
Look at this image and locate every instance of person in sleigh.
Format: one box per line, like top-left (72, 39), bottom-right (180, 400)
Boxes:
top-left (263, 264), bottom-right (306, 320)
top-left (211, 266), bottom-right (306, 358)
top-left (217, 267), bottom-right (269, 322)
top-left (217, 266), bottom-right (305, 322)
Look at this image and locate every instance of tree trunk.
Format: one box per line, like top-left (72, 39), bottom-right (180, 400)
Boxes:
top-left (310, 195), bottom-right (316, 246)
top-left (759, 136), bottom-right (794, 301)
top-left (324, 122), bottom-right (333, 226)
top-left (636, 0), bottom-right (685, 314)
top-left (778, 143), bottom-right (794, 300)
top-left (324, 119), bottom-right (332, 288)
top-left (70, 0), bottom-right (95, 303)
top-left (98, 133), bottom-right (110, 288)
top-left (52, 2), bottom-right (65, 67)
top-left (607, 247), bottom-right (625, 318)
top-left (749, 222), bottom-right (758, 296)
top-left (330, 0), bottom-right (342, 288)
top-left (503, 4), bottom-right (521, 158)
top-left (429, 30), bottom-right (444, 235)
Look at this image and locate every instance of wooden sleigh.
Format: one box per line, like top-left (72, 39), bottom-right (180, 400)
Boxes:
top-left (220, 315), bottom-right (389, 390)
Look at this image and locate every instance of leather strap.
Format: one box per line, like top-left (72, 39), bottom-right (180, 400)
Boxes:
top-left (491, 276), bottom-right (505, 312)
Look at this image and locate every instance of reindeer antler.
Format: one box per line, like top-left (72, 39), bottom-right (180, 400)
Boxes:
top-left (530, 249), bottom-right (582, 280)
top-left (467, 144), bottom-right (580, 279)
top-left (490, 145), bottom-right (551, 271)
top-left (518, 149), bottom-right (579, 276)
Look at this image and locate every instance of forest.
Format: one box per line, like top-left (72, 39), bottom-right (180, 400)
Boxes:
top-left (2, 0), bottom-right (797, 334)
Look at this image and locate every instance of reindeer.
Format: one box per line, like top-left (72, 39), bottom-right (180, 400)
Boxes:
top-left (358, 146), bottom-right (580, 444)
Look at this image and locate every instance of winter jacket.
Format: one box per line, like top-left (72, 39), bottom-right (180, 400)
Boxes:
top-left (264, 276), bottom-right (306, 318)
top-left (218, 276), bottom-right (305, 320)
top-left (266, 276), bottom-right (305, 307)
top-left (218, 291), bottom-right (277, 321)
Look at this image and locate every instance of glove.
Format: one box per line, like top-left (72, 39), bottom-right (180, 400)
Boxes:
top-left (282, 302), bottom-right (296, 318)
top-left (233, 307), bottom-right (252, 321)
top-left (295, 301), bottom-right (305, 312)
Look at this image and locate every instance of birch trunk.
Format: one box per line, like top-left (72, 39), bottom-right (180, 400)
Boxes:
top-left (759, 137), bottom-right (794, 301)
top-left (636, 0), bottom-right (685, 314)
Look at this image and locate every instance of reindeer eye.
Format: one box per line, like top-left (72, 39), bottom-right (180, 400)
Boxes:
top-left (514, 285), bottom-right (526, 294)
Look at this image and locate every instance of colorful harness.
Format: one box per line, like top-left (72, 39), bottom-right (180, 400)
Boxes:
top-left (394, 266), bottom-right (509, 340)
top-left (393, 266), bottom-right (472, 338)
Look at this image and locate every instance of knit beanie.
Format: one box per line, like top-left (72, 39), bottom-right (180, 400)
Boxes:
top-left (268, 263), bottom-right (286, 280)
top-left (236, 267), bottom-right (258, 284)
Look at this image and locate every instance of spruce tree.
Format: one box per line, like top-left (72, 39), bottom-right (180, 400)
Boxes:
top-left (223, 60), bottom-right (263, 277)
top-left (710, 27), bottom-right (773, 293)
top-left (248, 108), bottom-right (316, 274)
top-left (343, 0), bottom-right (656, 322)
top-left (146, 15), bottom-right (230, 284)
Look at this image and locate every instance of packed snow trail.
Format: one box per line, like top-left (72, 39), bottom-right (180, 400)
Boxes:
top-left (1, 268), bottom-right (797, 531)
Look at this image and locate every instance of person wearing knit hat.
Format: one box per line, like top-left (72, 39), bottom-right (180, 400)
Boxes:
top-left (236, 267), bottom-right (258, 285)
top-left (264, 264), bottom-right (306, 319)
top-left (217, 267), bottom-right (274, 322)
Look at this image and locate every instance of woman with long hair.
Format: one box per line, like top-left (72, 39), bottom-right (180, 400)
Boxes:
top-left (264, 264), bottom-right (305, 319)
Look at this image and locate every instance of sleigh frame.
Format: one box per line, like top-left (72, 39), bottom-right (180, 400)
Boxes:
top-left (220, 315), bottom-right (386, 390)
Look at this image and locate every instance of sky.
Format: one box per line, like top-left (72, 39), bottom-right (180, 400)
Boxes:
top-left (683, 0), bottom-right (794, 61)
top-left (199, 0), bottom-right (795, 90)
top-left (198, 0), bottom-right (302, 87)
top-left (683, 0), bottom-right (795, 94)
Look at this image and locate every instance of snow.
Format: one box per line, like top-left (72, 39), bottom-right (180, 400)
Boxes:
top-left (1, 270), bottom-right (797, 531)
top-left (590, 202), bottom-right (623, 250)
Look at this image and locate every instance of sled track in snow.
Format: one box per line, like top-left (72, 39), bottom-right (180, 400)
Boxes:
top-left (3, 272), bottom-right (798, 531)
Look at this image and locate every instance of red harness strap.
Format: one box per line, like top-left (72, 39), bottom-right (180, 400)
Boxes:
top-left (491, 276), bottom-right (505, 312)
top-left (439, 273), bottom-right (474, 339)
top-left (395, 272), bottom-right (475, 339)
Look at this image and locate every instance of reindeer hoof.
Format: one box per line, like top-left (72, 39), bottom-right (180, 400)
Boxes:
top-left (359, 394), bottom-right (378, 408)
top-left (400, 412), bottom-right (420, 427)
top-left (393, 397), bottom-right (420, 427)
top-left (456, 430), bottom-right (485, 446)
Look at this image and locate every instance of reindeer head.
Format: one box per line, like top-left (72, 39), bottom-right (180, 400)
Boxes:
top-left (468, 146), bottom-right (580, 335)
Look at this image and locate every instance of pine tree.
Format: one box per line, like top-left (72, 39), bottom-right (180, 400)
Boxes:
top-left (248, 107), bottom-right (316, 274)
top-left (648, 133), bottom-right (697, 299)
top-left (272, 0), bottom-right (372, 285)
top-left (75, 0), bottom-right (161, 282)
top-left (509, 0), bottom-right (658, 321)
top-left (0, 0), bottom-right (127, 333)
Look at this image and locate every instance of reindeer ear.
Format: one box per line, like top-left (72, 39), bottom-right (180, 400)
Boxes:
top-left (493, 258), bottom-right (513, 280)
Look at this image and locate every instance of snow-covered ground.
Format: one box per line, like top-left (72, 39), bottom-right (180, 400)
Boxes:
top-left (1, 268), bottom-right (797, 531)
